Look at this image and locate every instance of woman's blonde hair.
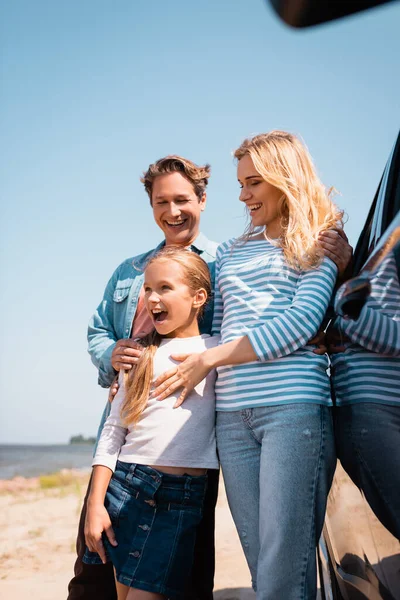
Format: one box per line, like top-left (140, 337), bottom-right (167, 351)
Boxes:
top-left (234, 130), bottom-right (344, 269)
top-left (120, 247), bottom-right (211, 427)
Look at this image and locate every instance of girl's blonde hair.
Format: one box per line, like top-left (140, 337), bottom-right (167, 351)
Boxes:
top-left (234, 130), bottom-right (344, 269)
top-left (120, 247), bottom-right (211, 427)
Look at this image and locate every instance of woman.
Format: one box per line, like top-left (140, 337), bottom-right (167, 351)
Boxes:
top-left (153, 131), bottom-right (344, 599)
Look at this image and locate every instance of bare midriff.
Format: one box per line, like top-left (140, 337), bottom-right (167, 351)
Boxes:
top-left (148, 465), bottom-right (207, 476)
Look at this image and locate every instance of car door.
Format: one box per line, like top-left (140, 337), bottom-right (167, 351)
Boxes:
top-left (320, 131), bottom-right (400, 600)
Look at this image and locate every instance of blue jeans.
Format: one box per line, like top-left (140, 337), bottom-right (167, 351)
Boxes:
top-left (216, 404), bottom-right (336, 600)
top-left (335, 403), bottom-right (400, 539)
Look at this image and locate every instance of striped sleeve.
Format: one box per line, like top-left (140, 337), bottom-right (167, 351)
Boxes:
top-left (247, 257), bottom-right (337, 361)
top-left (211, 243), bottom-right (227, 335)
top-left (338, 254), bottom-right (400, 356)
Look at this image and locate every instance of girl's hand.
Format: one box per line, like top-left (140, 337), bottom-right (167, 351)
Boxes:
top-left (84, 502), bottom-right (117, 564)
top-left (152, 352), bottom-right (211, 407)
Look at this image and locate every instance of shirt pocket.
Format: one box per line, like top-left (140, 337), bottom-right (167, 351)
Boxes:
top-left (113, 279), bottom-right (134, 303)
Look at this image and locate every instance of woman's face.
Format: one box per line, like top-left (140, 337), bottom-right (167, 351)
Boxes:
top-left (237, 154), bottom-right (283, 238)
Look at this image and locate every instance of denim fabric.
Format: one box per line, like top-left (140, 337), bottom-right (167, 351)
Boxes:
top-left (216, 404), bottom-right (336, 600)
top-left (87, 233), bottom-right (218, 389)
top-left (67, 469), bottom-right (219, 600)
top-left (335, 403), bottom-right (400, 539)
top-left (84, 462), bottom-right (207, 599)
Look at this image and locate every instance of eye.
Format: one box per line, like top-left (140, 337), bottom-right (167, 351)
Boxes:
top-left (251, 180), bottom-right (261, 186)
top-left (161, 284), bottom-right (172, 291)
top-left (156, 200), bottom-right (167, 205)
top-left (176, 199), bottom-right (188, 204)
top-left (143, 285), bottom-right (151, 293)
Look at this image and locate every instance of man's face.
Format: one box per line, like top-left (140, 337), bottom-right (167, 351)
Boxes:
top-left (151, 172), bottom-right (206, 246)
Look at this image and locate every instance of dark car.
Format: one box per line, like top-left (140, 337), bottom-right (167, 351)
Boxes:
top-left (319, 132), bottom-right (400, 600)
top-left (269, 2), bottom-right (400, 599)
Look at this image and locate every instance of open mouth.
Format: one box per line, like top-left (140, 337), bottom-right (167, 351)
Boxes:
top-left (248, 203), bottom-right (262, 213)
top-left (164, 218), bottom-right (188, 229)
top-left (152, 309), bottom-right (168, 323)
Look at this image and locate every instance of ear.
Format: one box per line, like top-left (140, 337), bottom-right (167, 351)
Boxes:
top-left (199, 192), bottom-right (206, 212)
top-left (192, 288), bottom-right (207, 309)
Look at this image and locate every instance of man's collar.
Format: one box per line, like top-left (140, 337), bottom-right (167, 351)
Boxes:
top-left (134, 232), bottom-right (211, 271)
top-left (190, 232), bottom-right (209, 254)
top-left (155, 232), bottom-right (209, 254)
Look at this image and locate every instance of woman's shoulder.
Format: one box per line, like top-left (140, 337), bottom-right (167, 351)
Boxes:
top-left (216, 237), bottom-right (236, 257)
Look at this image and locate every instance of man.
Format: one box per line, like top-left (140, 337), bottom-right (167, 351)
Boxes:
top-left (67, 154), bottom-right (352, 600)
top-left (68, 156), bottom-right (218, 600)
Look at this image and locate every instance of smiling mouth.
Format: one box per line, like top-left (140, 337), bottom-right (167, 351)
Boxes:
top-left (247, 203), bottom-right (262, 213)
top-left (152, 309), bottom-right (168, 323)
top-left (164, 219), bottom-right (188, 228)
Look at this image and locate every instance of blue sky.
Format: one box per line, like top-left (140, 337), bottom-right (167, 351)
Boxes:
top-left (1, 0), bottom-right (400, 444)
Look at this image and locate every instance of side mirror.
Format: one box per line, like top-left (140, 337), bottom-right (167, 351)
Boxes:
top-left (268, 0), bottom-right (396, 28)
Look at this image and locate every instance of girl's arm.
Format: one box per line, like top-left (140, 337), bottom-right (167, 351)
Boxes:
top-left (84, 465), bottom-right (117, 564)
top-left (92, 374), bottom-right (128, 471)
top-left (84, 374), bottom-right (128, 561)
top-left (154, 258), bottom-right (337, 406)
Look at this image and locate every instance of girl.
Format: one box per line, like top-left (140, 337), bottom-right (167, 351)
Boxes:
top-left (83, 247), bottom-right (219, 600)
top-left (152, 131), bottom-right (344, 599)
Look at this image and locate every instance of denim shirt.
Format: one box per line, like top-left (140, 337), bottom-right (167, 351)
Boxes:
top-left (88, 232), bottom-right (218, 449)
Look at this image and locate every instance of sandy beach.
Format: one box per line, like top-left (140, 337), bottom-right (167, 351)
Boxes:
top-left (0, 471), bottom-right (254, 600)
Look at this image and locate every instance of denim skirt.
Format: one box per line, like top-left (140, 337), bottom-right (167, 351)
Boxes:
top-left (83, 461), bottom-right (207, 598)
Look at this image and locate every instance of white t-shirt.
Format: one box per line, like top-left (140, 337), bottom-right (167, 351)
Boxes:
top-left (93, 334), bottom-right (220, 471)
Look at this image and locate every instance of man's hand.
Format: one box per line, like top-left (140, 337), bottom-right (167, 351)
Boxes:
top-left (309, 329), bottom-right (328, 355)
top-left (325, 327), bottom-right (347, 354)
top-left (319, 229), bottom-right (353, 278)
top-left (111, 339), bottom-right (143, 371)
top-left (84, 502), bottom-right (117, 564)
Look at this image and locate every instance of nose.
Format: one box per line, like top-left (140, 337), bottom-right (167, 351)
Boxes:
top-left (168, 202), bottom-right (181, 218)
top-left (148, 290), bottom-right (160, 305)
top-left (239, 187), bottom-right (251, 203)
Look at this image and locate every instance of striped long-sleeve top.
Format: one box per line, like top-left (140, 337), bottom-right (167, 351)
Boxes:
top-left (331, 252), bottom-right (400, 406)
top-left (212, 237), bottom-right (338, 411)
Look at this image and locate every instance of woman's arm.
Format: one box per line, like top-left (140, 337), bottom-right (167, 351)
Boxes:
top-left (244, 258), bottom-right (337, 361)
top-left (336, 254), bottom-right (400, 356)
top-left (154, 258), bottom-right (337, 405)
top-left (338, 308), bottom-right (400, 355)
top-left (211, 248), bottom-right (223, 335)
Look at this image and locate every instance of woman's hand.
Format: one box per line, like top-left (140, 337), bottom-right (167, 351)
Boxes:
top-left (84, 502), bottom-right (117, 564)
top-left (152, 352), bottom-right (212, 407)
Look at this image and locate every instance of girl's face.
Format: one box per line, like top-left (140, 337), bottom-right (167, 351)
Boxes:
top-left (237, 154), bottom-right (283, 239)
top-left (144, 260), bottom-right (206, 338)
